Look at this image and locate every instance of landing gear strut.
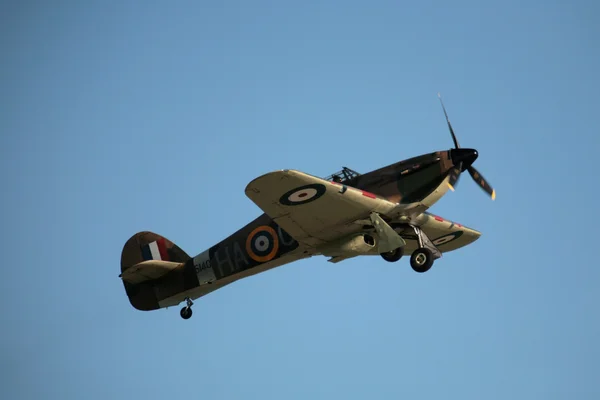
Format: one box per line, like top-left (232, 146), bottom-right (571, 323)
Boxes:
top-left (390, 225), bottom-right (442, 273)
top-left (180, 297), bottom-right (193, 320)
top-left (406, 225), bottom-right (442, 273)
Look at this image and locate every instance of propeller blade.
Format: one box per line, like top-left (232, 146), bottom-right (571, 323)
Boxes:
top-left (467, 166), bottom-right (496, 200)
top-left (438, 92), bottom-right (460, 149)
top-left (447, 163), bottom-right (462, 191)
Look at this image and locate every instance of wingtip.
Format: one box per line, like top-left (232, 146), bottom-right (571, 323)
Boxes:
top-left (245, 169), bottom-right (292, 192)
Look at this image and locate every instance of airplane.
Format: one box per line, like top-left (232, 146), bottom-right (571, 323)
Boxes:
top-left (119, 94), bottom-right (495, 319)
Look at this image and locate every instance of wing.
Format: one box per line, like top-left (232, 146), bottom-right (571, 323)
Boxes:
top-left (419, 212), bottom-right (481, 252)
top-left (393, 212), bottom-right (481, 254)
top-left (245, 169), bottom-right (400, 247)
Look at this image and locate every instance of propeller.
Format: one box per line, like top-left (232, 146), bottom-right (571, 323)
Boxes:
top-left (437, 93), bottom-right (496, 200)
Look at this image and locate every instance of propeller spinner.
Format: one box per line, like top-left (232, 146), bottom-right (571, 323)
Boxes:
top-left (437, 93), bottom-right (496, 200)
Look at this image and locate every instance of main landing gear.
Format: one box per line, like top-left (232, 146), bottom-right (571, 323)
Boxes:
top-left (180, 297), bottom-right (193, 320)
top-left (410, 247), bottom-right (434, 273)
top-left (381, 247), bottom-right (403, 262)
top-left (379, 224), bottom-right (441, 273)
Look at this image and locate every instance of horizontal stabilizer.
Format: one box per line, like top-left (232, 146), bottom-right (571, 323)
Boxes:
top-left (119, 260), bottom-right (183, 284)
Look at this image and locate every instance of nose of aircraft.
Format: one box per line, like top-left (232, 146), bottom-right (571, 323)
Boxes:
top-left (450, 148), bottom-right (478, 170)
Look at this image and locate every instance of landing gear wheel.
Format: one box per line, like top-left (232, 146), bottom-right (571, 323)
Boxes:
top-left (410, 248), bottom-right (434, 273)
top-left (180, 297), bottom-right (194, 319)
top-left (180, 307), bottom-right (193, 319)
top-left (381, 247), bottom-right (403, 262)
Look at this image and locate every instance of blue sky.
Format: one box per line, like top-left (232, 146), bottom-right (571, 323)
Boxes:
top-left (2, 1), bottom-right (599, 398)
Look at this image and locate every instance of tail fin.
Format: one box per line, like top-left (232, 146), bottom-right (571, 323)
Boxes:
top-left (120, 231), bottom-right (191, 310)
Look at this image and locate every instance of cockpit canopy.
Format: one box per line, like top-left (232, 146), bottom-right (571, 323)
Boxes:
top-left (324, 166), bottom-right (361, 183)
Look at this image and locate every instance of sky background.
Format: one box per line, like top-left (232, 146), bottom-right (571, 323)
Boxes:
top-left (2, 1), bottom-right (599, 398)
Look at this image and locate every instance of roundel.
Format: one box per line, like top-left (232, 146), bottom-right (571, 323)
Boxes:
top-left (279, 184), bottom-right (326, 206)
top-left (246, 226), bottom-right (279, 263)
top-left (432, 231), bottom-right (463, 246)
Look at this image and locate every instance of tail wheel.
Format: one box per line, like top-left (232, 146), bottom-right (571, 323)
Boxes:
top-left (381, 247), bottom-right (403, 262)
top-left (180, 307), bottom-right (193, 319)
top-left (410, 248), bottom-right (434, 273)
